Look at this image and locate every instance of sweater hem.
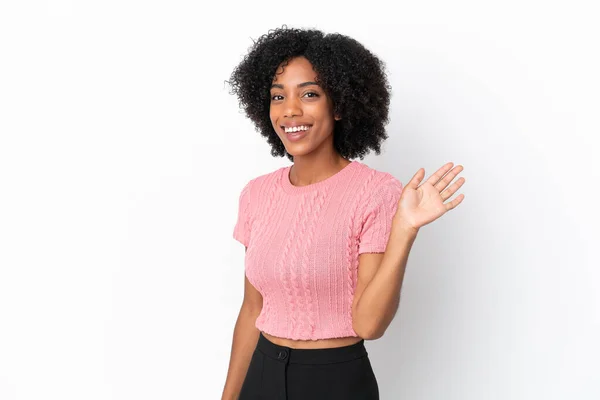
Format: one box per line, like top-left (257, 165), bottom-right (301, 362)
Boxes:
top-left (257, 324), bottom-right (360, 341)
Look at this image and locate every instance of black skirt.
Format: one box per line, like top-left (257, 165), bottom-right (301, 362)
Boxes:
top-left (239, 332), bottom-right (379, 399)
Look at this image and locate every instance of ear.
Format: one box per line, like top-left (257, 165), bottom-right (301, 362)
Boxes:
top-left (334, 114), bottom-right (342, 121)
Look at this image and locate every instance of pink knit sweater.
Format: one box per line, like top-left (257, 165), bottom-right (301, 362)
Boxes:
top-left (233, 160), bottom-right (403, 340)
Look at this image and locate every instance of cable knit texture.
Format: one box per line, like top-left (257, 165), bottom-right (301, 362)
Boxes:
top-left (233, 161), bottom-right (403, 340)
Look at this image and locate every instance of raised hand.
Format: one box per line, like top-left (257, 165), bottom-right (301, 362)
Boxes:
top-left (394, 162), bottom-right (466, 231)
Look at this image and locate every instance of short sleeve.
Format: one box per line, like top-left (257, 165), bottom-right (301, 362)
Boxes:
top-left (357, 176), bottom-right (403, 254)
top-left (233, 179), bottom-right (253, 247)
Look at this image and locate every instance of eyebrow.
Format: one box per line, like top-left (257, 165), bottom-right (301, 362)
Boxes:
top-left (270, 81), bottom-right (319, 90)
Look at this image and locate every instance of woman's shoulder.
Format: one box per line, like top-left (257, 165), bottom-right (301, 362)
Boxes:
top-left (238, 165), bottom-right (286, 196)
top-left (354, 161), bottom-right (403, 193)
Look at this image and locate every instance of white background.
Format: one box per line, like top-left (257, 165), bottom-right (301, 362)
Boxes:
top-left (1, 1), bottom-right (598, 399)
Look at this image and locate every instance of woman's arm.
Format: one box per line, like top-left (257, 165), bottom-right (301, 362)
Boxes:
top-left (221, 249), bottom-right (263, 400)
top-left (352, 223), bottom-right (418, 340)
top-left (352, 163), bottom-right (465, 339)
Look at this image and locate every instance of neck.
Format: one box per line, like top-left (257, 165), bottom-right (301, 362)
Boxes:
top-left (289, 154), bottom-right (351, 187)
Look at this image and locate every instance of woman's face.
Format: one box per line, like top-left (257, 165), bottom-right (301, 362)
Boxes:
top-left (269, 56), bottom-right (340, 158)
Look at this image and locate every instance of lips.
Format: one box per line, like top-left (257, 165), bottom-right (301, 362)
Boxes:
top-left (284, 126), bottom-right (311, 142)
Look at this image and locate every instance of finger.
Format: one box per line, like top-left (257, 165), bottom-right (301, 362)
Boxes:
top-left (444, 193), bottom-right (465, 211)
top-left (406, 168), bottom-right (425, 190)
top-left (436, 165), bottom-right (464, 192)
top-left (425, 162), bottom-right (454, 187)
top-left (441, 177), bottom-right (466, 201)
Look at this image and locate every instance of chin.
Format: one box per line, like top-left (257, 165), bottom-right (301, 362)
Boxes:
top-left (284, 147), bottom-right (312, 157)
top-left (280, 138), bottom-right (311, 154)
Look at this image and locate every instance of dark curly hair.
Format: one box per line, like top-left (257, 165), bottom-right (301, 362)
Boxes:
top-left (225, 25), bottom-right (392, 162)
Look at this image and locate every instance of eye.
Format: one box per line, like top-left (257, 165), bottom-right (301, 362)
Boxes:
top-left (270, 92), bottom-right (320, 101)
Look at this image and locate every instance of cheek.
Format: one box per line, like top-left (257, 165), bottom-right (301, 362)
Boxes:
top-left (312, 103), bottom-right (334, 120)
top-left (269, 114), bottom-right (279, 130)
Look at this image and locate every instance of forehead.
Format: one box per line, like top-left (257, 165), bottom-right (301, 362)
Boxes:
top-left (272, 56), bottom-right (317, 83)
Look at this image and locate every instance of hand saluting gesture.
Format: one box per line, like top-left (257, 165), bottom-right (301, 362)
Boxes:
top-left (394, 162), bottom-right (466, 232)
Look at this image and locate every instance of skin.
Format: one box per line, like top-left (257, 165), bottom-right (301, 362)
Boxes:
top-left (269, 56), bottom-right (348, 190)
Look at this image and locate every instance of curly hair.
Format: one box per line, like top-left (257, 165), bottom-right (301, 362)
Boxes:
top-left (226, 25), bottom-right (392, 162)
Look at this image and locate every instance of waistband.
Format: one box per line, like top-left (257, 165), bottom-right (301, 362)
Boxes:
top-left (257, 332), bottom-right (368, 365)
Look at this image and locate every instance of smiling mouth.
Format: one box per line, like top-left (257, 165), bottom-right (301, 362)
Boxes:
top-left (281, 125), bottom-right (313, 134)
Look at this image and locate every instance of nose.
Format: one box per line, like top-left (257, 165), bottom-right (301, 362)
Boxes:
top-left (283, 96), bottom-right (302, 119)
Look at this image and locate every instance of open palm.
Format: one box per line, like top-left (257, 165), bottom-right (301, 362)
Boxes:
top-left (395, 162), bottom-right (466, 230)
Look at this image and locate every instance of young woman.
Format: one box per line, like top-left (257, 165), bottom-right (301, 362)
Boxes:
top-left (222, 26), bottom-right (465, 400)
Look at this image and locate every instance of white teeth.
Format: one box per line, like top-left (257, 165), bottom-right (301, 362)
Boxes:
top-left (284, 125), bottom-right (311, 133)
